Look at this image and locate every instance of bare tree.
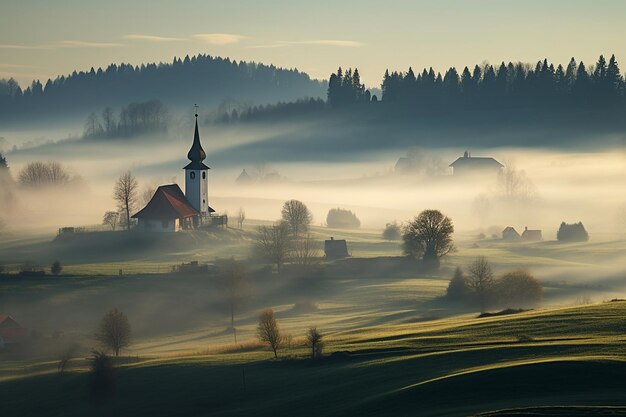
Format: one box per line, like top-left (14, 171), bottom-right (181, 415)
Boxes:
top-left (84, 112), bottom-right (103, 138)
top-left (281, 199), bottom-right (313, 237)
top-left (113, 171), bottom-right (138, 231)
top-left (236, 207), bottom-right (246, 229)
top-left (291, 234), bottom-right (321, 267)
top-left (217, 258), bottom-right (250, 343)
top-left (497, 161), bottom-right (538, 202)
top-left (18, 161), bottom-right (71, 187)
top-left (402, 209), bottom-right (454, 269)
top-left (95, 308), bottom-right (131, 356)
top-left (140, 183), bottom-right (157, 206)
top-left (257, 308), bottom-right (283, 358)
top-left (255, 223), bottom-right (292, 271)
top-left (466, 256), bottom-right (495, 312)
top-left (305, 327), bottom-right (324, 359)
top-left (102, 211), bottom-right (119, 231)
top-left (101, 107), bottom-right (116, 135)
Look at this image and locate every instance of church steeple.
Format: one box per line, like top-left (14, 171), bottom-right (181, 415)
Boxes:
top-left (184, 113), bottom-right (210, 170)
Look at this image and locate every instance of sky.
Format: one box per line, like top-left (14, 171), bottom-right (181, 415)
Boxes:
top-left (1, 0), bottom-right (626, 88)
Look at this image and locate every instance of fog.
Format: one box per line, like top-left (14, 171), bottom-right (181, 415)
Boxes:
top-left (2, 122), bottom-right (625, 237)
top-left (1, 119), bottom-right (626, 363)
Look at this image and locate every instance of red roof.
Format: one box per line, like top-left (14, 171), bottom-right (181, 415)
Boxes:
top-left (132, 184), bottom-right (200, 220)
top-left (0, 327), bottom-right (29, 341)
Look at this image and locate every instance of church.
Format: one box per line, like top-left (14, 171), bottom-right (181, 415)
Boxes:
top-left (132, 113), bottom-right (225, 232)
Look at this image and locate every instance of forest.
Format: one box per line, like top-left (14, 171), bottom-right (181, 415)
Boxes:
top-left (0, 54), bottom-right (326, 123)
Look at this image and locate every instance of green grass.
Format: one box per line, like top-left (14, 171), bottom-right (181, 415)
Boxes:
top-left (4, 302), bottom-right (626, 416)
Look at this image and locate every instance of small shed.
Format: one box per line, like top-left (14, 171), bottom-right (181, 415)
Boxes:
top-left (502, 226), bottom-right (521, 241)
top-left (324, 237), bottom-right (349, 260)
top-left (521, 227), bottom-right (543, 242)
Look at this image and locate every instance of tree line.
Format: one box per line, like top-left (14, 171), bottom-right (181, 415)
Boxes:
top-left (379, 54), bottom-right (624, 110)
top-left (0, 54), bottom-right (325, 122)
top-left (83, 100), bottom-right (168, 139)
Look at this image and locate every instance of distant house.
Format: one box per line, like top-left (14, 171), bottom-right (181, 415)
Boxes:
top-left (0, 314), bottom-right (29, 349)
top-left (235, 169), bottom-right (252, 185)
top-left (324, 237), bottom-right (350, 260)
top-left (502, 226), bottom-right (521, 241)
top-left (449, 151), bottom-right (504, 176)
top-left (132, 184), bottom-right (213, 232)
top-left (521, 227), bottom-right (542, 242)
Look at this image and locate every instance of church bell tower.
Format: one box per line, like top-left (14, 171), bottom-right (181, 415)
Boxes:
top-left (184, 112), bottom-right (210, 215)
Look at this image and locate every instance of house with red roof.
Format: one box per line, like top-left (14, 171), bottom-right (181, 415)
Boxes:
top-left (0, 314), bottom-right (29, 349)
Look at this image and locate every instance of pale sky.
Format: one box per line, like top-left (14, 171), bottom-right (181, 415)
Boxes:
top-left (1, 0), bottom-right (626, 88)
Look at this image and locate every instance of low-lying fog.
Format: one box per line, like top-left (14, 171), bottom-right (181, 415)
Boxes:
top-left (2, 122), bottom-right (625, 239)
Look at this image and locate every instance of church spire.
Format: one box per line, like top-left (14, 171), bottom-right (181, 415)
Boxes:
top-left (184, 111), bottom-right (209, 170)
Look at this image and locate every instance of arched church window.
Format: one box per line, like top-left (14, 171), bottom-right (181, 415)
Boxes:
top-left (190, 172), bottom-right (195, 179)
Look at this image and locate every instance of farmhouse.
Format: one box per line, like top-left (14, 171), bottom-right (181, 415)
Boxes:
top-left (449, 151), bottom-right (504, 177)
top-left (0, 314), bottom-right (29, 350)
top-left (325, 237), bottom-right (350, 260)
top-left (521, 226), bottom-right (543, 241)
top-left (132, 112), bottom-right (225, 231)
top-left (502, 226), bottom-right (521, 241)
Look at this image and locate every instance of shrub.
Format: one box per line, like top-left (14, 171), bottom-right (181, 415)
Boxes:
top-left (382, 221), bottom-right (401, 241)
top-left (51, 260), bottom-right (62, 275)
top-left (557, 222), bottom-right (589, 242)
top-left (495, 270), bottom-right (543, 307)
top-left (446, 267), bottom-right (469, 301)
top-left (89, 350), bottom-right (115, 399)
top-left (326, 208), bottom-right (360, 229)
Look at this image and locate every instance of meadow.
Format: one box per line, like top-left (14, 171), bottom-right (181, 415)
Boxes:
top-left (2, 225), bottom-right (626, 416)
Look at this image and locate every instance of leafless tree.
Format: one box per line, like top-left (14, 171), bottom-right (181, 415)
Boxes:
top-left (113, 171), bottom-right (138, 231)
top-left (236, 207), bottom-right (246, 229)
top-left (18, 161), bottom-right (71, 187)
top-left (101, 107), bottom-right (116, 134)
top-left (497, 160), bottom-right (538, 202)
top-left (305, 327), bottom-right (324, 359)
top-left (217, 258), bottom-right (250, 343)
top-left (255, 223), bottom-right (292, 271)
top-left (95, 308), bottom-right (131, 356)
top-left (257, 308), bottom-right (283, 358)
top-left (291, 234), bottom-right (321, 267)
top-left (281, 199), bottom-right (313, 237)
top-left (466, 256), bottom-right (495, 312)
top-left (102, 211), bottom-right (119, 231)
top-left (140, 183), bottom-right (157, 206)
top-left (84, 112), bottom-right (103, 137)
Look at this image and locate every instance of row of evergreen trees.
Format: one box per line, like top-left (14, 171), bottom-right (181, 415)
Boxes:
top-left (0, 54), bottom-right (325, 121)
top-left (327, 68), bottom-right (373, 106)
top-left (380, 55), bottom-right (624, 110)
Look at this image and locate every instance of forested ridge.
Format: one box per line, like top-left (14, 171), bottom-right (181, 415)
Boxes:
top-left (0, 54), bottom-right (325, 123)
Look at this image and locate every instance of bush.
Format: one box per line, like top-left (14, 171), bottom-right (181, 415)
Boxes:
top-left (51, 260), bottom-right (62, 275)
top-left (89, 350), bottom-right (115, 399)
top-left (557, 222), bottom-right (589, 242)
top-left (382, 221), bottom-right (401, 241)
top-left (305, 327), bottom-right (324, 359)
top-left (326, 208), bottom-right (360, 229)
top-left (446, 267), bottom-right (469, 301)
top-left (495, 270), bottom-right (543, 307)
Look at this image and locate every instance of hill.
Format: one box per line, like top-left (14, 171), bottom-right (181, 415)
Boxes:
top-left (0, 54), bottom-right (326, 124)
top-left (3, 302), bottom-right (626, 416)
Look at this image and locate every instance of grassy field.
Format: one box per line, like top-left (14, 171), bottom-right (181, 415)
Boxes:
top-left (4, 302), bottom-right (626, 416)
top-left (1, 226), bottom-right (626, 416)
